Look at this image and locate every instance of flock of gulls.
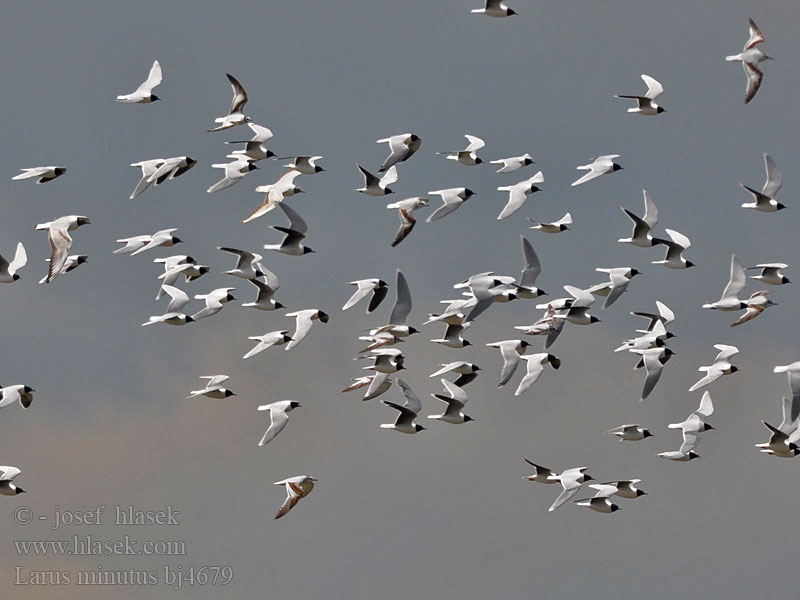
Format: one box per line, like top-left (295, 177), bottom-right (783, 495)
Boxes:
top-left (0, 6), bottom-right (791, 521)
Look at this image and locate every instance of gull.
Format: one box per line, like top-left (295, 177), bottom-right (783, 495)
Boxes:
top-left (491, 153), bottom-right (534, 174)
top-left (631, 300), bottom-right (675, 331)
top-left (497, 171), bottom-right (544, 220)
top-left (115, 228), bottom-right (182, 256)
top-left (284, 308), bottom-right (329, 350)
top-left (275, 475), bottom-right (317, 519)
top-left (428, 379), bottom-right (473, 424)
top-left (452, 272), bottom-right (514, 322)
top-left (38, 255), bottom-right (87, 285)
top-left (595, 267), bottom-right (640, 309)
top-left (772, 362), bottom-right (800, 421)
top-left (342, 278), bottom-right (389, 313)
top-left (380, 379), bottom-right (426, 433)
top-left (156, 262), bottom-right (210, 300)
top-left (192, 287), bottom-right (236, 320)
top-left (129, 159), bottom-right (164, 199)
top-left (632, 347), bottom-right (675, 400)
top-left (756, 421), bottom-right (800, 458)
top-left (186, 375), bottom-right (235, 399)
top-left (669, 391), bottom-right (715, 436)
top-left (471, 0), bottom-right (517, 17)
top-left (377, 133), bottom-right (421, 172)
top-left (549, 467), bottom-right (593, 512)
top-left (0, 243), bottom-right (26, 283)
top-left (141, 285), bottom-right (194, 326)
top-left (755, 397), bottom-right (800, 457)
top-left (515, 235), bottom-right (546, 298)
top-left (618, 190), bottom-right (658, 247)
top-left (607, 425), bottom-right (653, 441)
top-left (241, 269), bottom-right (284, 311)
top-left (614, 320), bottom-right (673, 353)
top-left (386, 197), bottom-right (428, 247)
top-left (279, 155), bottom-right (325, 174)
top-left (689, 344), bottom-right (739, 392)
top-left (0, 385), bottom-right (35, 410)
top-left (431, 315), bottom-right (471, 348)
top-left (614, 74), bottom-right (665, 115)
top-left (376, 270), bottom-right (415, 336)
top-left (356, 163), bottom-right (397, 196)
top-left (426, 188), bottom-right (476, 223)
top-left (429, 361), bottom-right (481, 387)
top-left (553, 285), bottom-right (600, 325)
top-left (258, 400), bottom-right (301, 446)
top-left (0, 467), bottom-right (26, 496)
top-left (522, 459), bottom-right (558, 484)
top-left (225, 123), bottom-right (275, 162)
top-left (243, 330), bottom-right (292, 359)
top-left (209, 73), bottom-right (250, 131)
top-left (207, 155), bottom-right (258, 193)
top-left (146, 156), bottom-right (198, 185)
top-left (218, 247), bottom-right (266, 280)
top-left (487, 339), bottom-right (531, 387)
top-left (592, 480), bottom-right (647, 499)
top-left (703, 255), bottom-right (746, 310)
top-left (12, 166), bottom-right (66, 183)
top-left (652, 229), bottom-right (695, 269)
top-left (341, 373), bottom-right (393, 401)
top-left (437, 134), bottom-right (485, 165)
top-left (360, 348), bottom-right (405, 374)
top-left (747, 263), bottom-right (790, 285)
top-left (571, 155), bottom-right (622, 187)
top-left (116, 59), bottom-right (162, 103)
top-left (574, 496), bottom-right (620, 513)
top-left (726, 18), bottom-right (772, 103)
top-left (730, 290), bottom-right (777, 327)
top-left (658, 427), bottom-right (701, 461)
top-left (515, 353), bottom-right (561, 396)
top-left (358, 330), bottom-right (404, 353)
top-left (264, 202), bottom-right (315, 256)
top-left (529, 212), bottom-right (572, 233)
top-left (35, 215), bottom-right (90, 284)
top-left (740, 153), bottom-right (784, 212)
top-left (515, 307), bottom-right (565, 349)
top-left (273, 476), bottom-right (316, 519)
top-left (247, 170), bottom-right (304, 222)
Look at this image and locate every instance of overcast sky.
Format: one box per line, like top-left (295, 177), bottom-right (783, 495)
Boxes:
top-left (2, 1), bottom-right (800, 598)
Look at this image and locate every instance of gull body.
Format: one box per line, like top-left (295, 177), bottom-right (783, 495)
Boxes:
top-left (726, 18), bottom-right (772, 103)
top-left (0, 242), bottom-right (26, 283)
top-left (284, 308), bottom-right (329, 350)
top-left (13, 166), bottom-right (66, 183)
top-left (529, 212), bottom-right (571, 233)
top-left (258, 400), bottom-right (301, 446)
top-left (491, 153), bottom-right (533, 174)
top-left (497, 171), bottom-right (544, 220)
top-left (437, 134), bottom-right (485, 165)
top-left (273, 476), bottom-right (316, 519)
top-left (571, 155), bottom-right (622, 187)
top-left (116, 60), bottom-right (162, 103)
top-left (35, 215), bottom-right (90, 283)
top-left (209, 73), bottom-right (250, 131)
top-left (689, 344), bottom-right (740, 392)
top-left (186, 375), bottom-right (235, 399)
top-left (386, 197), bottom-right (428, 247)
top-left (703, 255), bottom-right (747, 310)
top-left (243, 330), bottom-right (292, 359)
top-left (614, 74), bottom-right (665, 115)
top-left (377, 133), bottom-right (421, 172)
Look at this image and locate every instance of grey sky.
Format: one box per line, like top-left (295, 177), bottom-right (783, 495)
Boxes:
top-left (2, 1), bottom-right (800, 598)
